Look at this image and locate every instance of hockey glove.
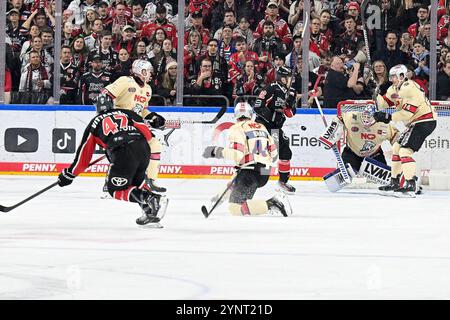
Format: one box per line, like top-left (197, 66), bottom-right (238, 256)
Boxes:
top-left (58, 168), bottom-right (75, 187)
top-left (286, 87), bottom-right (296, 107)
top-left (145, 112), bottom-right (166, 129)
top-left (373, 111), bottom-right (392, 124)
top-left (203, 146), bottom-right (224, 159)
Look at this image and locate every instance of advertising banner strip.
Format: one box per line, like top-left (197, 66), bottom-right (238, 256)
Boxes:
top-left (0, 162), bottom-right (332, 180)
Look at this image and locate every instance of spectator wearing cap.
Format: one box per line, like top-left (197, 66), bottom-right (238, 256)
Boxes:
top-left (217, 25), bottom-right (236, 63)
top-left (114, 24), bottom-right (138, 55)
top-left (157, 61), bottom-right (178, 105)
top-left (437, 60), bottom-right (450, 100)
top-left (345, 2), bottom-right (361, 26)
top-left (213, 9), bottom-right (238, 40)
top-left (140, 3), bottom-right (178, 49)
top-left (408, 5), bottom-right (430, 39)
top-left (96, 0), bottom-right (113, 27)
top-left (78, 53), bottom-right (112, 105)
top-left (185, 10), bottom-right (210, 46)
top-left (228, 36), bottom-right (260, 84)
top-left (59, 45), bottom-right (80, 105)
top-left (232, 59), bottom-right (264, 100)
top-left (234, 16), bottom-right (255, 48)
top-left (8, 0), bottom-right (32, 25)
top-left (253, 20), bottom-right (286, 75)
top-left (67, 0), bottom-right (97, 28)
top-left (7, 9), bottom-right (26, 57)
top-left (131, 2), bottom-right (149, 31)
top-left (88, 30), bottom-right (119, 73)
top-left (84, 19), bottom-right (103, 51)
top-left (256, 1), bottom-right (293, 50)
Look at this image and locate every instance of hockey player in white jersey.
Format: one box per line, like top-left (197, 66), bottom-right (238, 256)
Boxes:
top-left (202, 102), bottom-right (293, 216)
top-left (373, 64), bottom-right (437, 197)
top-left (319, 104), bottom-right (399, 191)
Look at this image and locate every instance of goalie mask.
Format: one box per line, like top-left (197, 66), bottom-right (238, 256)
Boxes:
top-left (132, 59), bottom-right (154, 83)
top-left (361, 105), bottom-right (376, 127)
top-left (389, 64), bottom-right (408, 83)
top-left (234, 102), bottom-right (253, 120)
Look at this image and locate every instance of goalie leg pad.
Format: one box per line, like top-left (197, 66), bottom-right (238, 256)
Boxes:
top-left (323, 164), bottom-right (356, 192)
top-left (359, 157), bottom-right (392, 186)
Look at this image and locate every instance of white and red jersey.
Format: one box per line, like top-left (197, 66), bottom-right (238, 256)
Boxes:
top-left (223, 119), bottom-right (278, 168)
top-left (255, 16), bottom-right (292, 47)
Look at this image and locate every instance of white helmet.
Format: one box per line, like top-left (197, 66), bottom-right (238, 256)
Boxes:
top-left (389, 64), bottom-right (408, 83)
top-left (132, 59), bottom-right (153, 83)
top-left (234, 102), bottom-right (253, 120)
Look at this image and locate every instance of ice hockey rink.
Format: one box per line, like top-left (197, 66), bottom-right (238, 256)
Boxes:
top-left (1, 175), bottom-right (450, 300)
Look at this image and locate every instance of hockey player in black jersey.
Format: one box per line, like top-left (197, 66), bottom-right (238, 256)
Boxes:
top-left (57, 95), bottom-right (168, 227)
top-left (254, 66), bottom-right (297, 194)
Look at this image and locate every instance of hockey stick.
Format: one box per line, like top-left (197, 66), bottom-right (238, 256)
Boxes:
top-left (0, 155), bottom-right (107, 213)
top-left (360, 0), bottom-right (381, 107)
top-left (311, 80), bottom-right (351, 184)
top-left (201, 171), bottom-right (239, 218)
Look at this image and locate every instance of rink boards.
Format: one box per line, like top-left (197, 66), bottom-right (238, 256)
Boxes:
top-left (0, 105), bottom-right (449, 180)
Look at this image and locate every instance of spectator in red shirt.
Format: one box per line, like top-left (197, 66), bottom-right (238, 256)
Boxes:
top-left (185, 10), bottom-right (210, 45)
top-left (408, 5), bottom-right (430, 39)
top-left (228, 36), bottom-right (259, 84)
top-left (114, 24), bottom-right (137, 55)
top-left (140, 3), bottom-right (177, 49)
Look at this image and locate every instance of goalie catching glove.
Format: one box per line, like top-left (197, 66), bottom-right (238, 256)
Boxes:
top-left (58, 168), bottom-right (75, 187)
top-left (318, 117), bottom-right (344, 149)
top-left (145, 112), bottom-right (166, 129)
top-left (203, 146), bottom-right (224, 159)
top-left (373, 111), bottom-right (391, 124)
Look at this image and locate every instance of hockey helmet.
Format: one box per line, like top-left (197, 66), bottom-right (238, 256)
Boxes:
top-left (132, 59), bottom-right (154, 83)
top-left (234, 102), bottom-right (253, 120)
top-left (361, 104), bottom-right (376, 127)
top-left (96, 92), bottom-right (114, 114)
top-left (389, 64), bottom-right (408, 83)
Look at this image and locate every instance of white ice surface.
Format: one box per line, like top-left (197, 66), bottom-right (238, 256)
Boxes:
top-left (1, 176), bottom-right (450, 300)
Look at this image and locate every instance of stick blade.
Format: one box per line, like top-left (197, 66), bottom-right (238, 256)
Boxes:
top-left (0, 205), bottom-right (10, 213)
top-left (201, 206), bottom-right (210, 218)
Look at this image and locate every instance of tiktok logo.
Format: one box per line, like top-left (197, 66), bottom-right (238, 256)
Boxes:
top-left (52, 129), bottom-right (76, 153)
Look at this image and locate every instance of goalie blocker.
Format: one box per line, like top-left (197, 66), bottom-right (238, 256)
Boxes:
top-left (324, 157), bottom-right (391, 192)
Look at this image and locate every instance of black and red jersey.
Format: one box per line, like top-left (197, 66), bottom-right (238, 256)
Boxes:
top-left (67, 109), bottom-right (152, 177)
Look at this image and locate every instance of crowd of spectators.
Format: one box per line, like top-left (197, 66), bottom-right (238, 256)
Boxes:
top-left (3, 0), bottom-right (450, 107)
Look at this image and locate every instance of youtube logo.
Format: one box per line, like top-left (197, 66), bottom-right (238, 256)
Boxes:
top-left (4, 128), bottom-right (39, 153)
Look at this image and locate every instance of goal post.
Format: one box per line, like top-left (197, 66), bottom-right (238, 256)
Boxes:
top-left (337, 100), bottom-right (450, 190)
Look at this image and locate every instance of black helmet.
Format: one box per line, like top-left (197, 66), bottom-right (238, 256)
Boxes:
top-left (96, 93), bottom-right (114, 114)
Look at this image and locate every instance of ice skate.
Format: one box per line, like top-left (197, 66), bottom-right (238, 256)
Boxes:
top-left (136, 194), bottom-right (169, 227)
top-left (378, 175), bottom-right (401, 196)
top-left (267, 192), bottom-right (293, 217)
top-left (393, 176), bottom-right (419, 198)
top-left (276, 181), bottom-right (296, 194)
top-left (145, 178), bottom-right (167, 193)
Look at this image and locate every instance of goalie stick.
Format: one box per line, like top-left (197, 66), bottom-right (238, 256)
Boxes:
top-left (0, 155), bottom-right (107, 213)
top-left (311, 76), bottom-right (351, 184)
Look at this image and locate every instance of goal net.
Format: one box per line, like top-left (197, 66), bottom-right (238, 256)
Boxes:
top-left (337, 100), bottom-right (450, 190)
